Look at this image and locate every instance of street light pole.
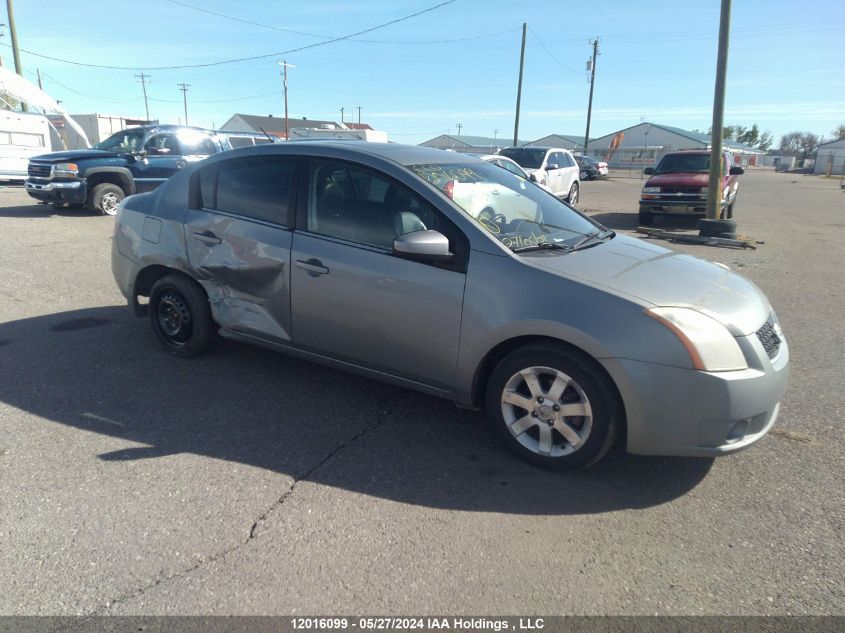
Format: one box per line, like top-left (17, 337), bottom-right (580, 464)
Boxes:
top-left (706, 0), bottom-right (732, 220)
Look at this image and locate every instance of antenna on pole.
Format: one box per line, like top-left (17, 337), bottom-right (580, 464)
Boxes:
top-left (177, 83), bottom-right (190, 126)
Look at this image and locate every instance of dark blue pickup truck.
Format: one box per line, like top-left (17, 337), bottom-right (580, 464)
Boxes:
top-left (25, 125), bottom-right (275, 215)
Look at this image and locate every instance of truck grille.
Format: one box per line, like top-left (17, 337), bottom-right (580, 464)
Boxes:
top-left (28, 162), bottom-right (52, 178)
top-left (660, 187), bottom-right (704, 201)
top-left (756, 313), bottom-right (782, 359)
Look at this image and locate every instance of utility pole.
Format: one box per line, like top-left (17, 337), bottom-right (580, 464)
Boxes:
top-left (278, 60), bottom-right (294, 139)
top-left (177, 83), bottom-right (190, 126)
top-left (5, 1), bottom-right (26, 110)
top-left (583, 37), bottom-right (600, 154)
top-left (456, 123), bottom-right (463, 135)
top-left (356, 106), bottom-right (362, 124)
top-left (494, 129), bottom-right (499, 139)
top-left (513, 22), bottom-right (526, 146)
top-left (135, 72), bottom-right (151, 121)
top-left (36, 68), bottom-right (43, 90)
top-left (340, 107), bottom-right (344, 124)
top-left (706, 0), bottom-right (731, 221)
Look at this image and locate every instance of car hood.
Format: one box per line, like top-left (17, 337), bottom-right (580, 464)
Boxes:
top-left (30, 149), bottom-right (119, 162)
top-left (645, 173), bottom-right (712, 188)
top-left (527, 234), bottom-right (770, 335)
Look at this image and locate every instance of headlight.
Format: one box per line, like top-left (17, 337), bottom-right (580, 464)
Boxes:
top-left (645, 307), bottom-right (747, 371)
top-left (642, 187), bottom-right (660, 193)
top-left (53, 163), bottom-right (79, 178)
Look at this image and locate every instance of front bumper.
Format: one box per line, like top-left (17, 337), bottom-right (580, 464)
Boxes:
top-left (25, 179), bottom-right (87, 205)
top-left (603, 332), bottom-right (789, 457)
top-left (640, 197), bottom-right (727, 215)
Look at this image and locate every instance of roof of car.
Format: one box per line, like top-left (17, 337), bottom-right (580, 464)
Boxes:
top-left (222, 140), bottom-right (484, 166)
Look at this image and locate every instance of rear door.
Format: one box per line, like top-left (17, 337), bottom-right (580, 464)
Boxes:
top-left (289, 158), bottom-right (467, 387)
top-left (184, 155), bottom-right (298, 342)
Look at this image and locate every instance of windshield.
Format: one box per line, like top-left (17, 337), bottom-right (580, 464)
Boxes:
top-left (654, 153), bottom-right (716, 174)
top-left (498, 147), bottom-right (547, 169)
top-left (94, 128), bottom-right (147, 152)
top-left (410, 161), bottom-right (604, 252)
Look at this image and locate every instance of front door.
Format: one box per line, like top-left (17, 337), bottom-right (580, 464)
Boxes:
top-left (290, 159), bottom-right (467, 388)
top-left (184, 156), bottom-right (297, 342)
top-left (133, 131), bottom-right (183, 193)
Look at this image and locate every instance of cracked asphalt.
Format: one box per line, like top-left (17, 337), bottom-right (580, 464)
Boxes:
top-left (0, 170), bottom-right (842, 615)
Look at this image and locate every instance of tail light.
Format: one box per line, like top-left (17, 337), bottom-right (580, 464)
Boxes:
top-left (443, 180), bottom-right (455, 199)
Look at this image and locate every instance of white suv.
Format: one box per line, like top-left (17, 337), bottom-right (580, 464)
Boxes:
top-left (498, 146), bottom-right (580, 205)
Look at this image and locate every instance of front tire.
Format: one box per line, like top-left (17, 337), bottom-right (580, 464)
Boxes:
top-left (638, 207), bottom-right (654, 226)
top-left (89, 183), bottom-right (125, 216)
top-left (567, 182), bottom-right (580, 206)
top-left (148, 275), bottom-right (214, 357)
top-left (485, 343), bottom-right (622, 470)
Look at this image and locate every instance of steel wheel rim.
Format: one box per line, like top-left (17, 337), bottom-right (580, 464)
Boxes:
top-left (156, 290), bottom-right (192, 344)
top-left (501, 365), bottom-right (593, 457)
top-left (101, 192), bottom-right (120, 215)
top-left (569, 185), bottom-right (579, 205)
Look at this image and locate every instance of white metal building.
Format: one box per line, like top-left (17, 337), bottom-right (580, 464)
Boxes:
top-left (813, 138), bottom-right (845, 175)
top-left (525, 134), bottom-right (589, 151)
top-left (419, 134), bottom-right (526, 153)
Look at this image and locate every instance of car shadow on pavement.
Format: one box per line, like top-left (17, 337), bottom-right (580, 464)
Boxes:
top-left (0, 203), bottom-right (100, 218)
top-left (589, 211), bottom-right (701, 233)
top-left (0, 306), bottom-right (714, 516)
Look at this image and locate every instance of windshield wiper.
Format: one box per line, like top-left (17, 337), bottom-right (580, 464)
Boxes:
top-left (511, 242), bottom-right (572, 253)
top-left (568, 229), bottom-right (613, 251)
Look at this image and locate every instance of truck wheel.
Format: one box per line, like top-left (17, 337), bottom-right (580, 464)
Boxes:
top-left (148, 274), bottom-right (214, 357)
top-left (486, 343), bottom-right (622, 471)
top-left (89, 183), bottom-right (125, 216)
top-left (638, 207), bottom-right (654, 226)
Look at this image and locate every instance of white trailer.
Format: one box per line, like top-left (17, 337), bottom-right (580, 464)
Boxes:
top-left (0, 110), bottom-right (50, 181)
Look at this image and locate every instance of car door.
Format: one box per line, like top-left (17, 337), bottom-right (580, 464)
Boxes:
top-left (132, 131), bottom-right (184, 193)
top-left (545, 151), bottom-right (564, 195)
top-left (561, 151), bottom-right (579, 193)
top-left (184, 155), bottom-right (297, 342)
top-left (290, 158), bottom-right (468, 388)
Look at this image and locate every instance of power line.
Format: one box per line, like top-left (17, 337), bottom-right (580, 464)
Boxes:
top-left (527, 26), bottom-right (583, 77)
top-left (164, 0), bottom-right (517, 44)
top-left (4, 0), bottom-right (458, 70)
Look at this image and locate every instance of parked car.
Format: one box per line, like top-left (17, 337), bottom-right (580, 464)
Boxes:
top-left (112, 141), bottom-right (788, 470)
top-left (25, 125), bottom-right (224, 215)
top-left (476, 153), bottom-right (553, 193)
top-left (576, 155), bottom-right (608, 180)
top-left (639, 149), bottom-right (743, 225)
top-left (497, 146), bottom-right (580, 204)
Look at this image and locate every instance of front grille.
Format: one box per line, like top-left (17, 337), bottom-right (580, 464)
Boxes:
top-left (658, 187), bottom-right (705, 201)
top-left (756, 314), bottom-right (782, 359)
top-left (28, 162), bottom-right (52, 178)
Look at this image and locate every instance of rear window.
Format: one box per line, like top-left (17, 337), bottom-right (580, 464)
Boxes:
top-left (498, 148), bottom-right (547, 169)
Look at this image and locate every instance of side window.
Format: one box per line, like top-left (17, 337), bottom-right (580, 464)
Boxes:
top-left (547, 152), bottom-right (561, 169)
top-left (499, 160), bottom-right (525, 177)
top-left (179, 133), bottom-right (219, 156)
top-left (203, 157), bottom-right (294, 225)
top-left (308, 160), bottom-right (458, 252)
top-left (564, 152), bottom-right (577, 168)
top-left (144, 133), bottom-right (179, 155)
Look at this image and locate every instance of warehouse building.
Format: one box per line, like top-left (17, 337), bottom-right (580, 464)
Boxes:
top-left (419, 134), bottom-right (526, 153)
top-left (813, 138), bottom-right (845, 175)
top-left (525, 134), bottom-right (590, 151)
top-left (586, 122), bottom-right (765, 169)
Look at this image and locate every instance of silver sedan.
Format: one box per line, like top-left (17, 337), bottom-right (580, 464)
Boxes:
top-left (112, 142), bottom-right (788, 470)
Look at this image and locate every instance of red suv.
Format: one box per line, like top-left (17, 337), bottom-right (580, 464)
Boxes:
top-left (639, 149), bottom-right (744, 225)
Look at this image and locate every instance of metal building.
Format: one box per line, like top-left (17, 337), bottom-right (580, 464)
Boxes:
top-left (813, 138), bottom-right (845, 176)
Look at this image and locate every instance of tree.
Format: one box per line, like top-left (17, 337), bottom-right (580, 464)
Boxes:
top-left (832, 125), bottom-right (845, 141)
top-left (779, 131), bottom-right (819, 158)
top-left (757, 131), bottom-right (773, 152)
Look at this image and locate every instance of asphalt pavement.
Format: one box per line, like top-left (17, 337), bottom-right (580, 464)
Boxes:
top-left (0, 169), bottom-right (842, 615)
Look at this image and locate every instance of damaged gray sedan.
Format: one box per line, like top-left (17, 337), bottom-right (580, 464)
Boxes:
top-left (112, 142), bottom-right (789, 470)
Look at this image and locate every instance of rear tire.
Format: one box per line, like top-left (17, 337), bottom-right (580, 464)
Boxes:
top-left (89, 183), bottom-right (125, 216)
top-left (148, 274), bottom-right (214, 357)
top-left (638, 207), bottom-right (654, 226)
top-left (567, 182), bottom-right (580, 206)
top-left (486, 343), bottom-right (622, 471)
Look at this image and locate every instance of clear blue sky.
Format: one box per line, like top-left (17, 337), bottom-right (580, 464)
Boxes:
top-left (5, 0), bottom-right (844, 145)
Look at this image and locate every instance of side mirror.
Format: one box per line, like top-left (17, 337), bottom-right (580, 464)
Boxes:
top-left (643, 167), bottom-right (654, 175)
top-left (729, 166), bottom-right (744, 175)
top-left (528, 173), bottom-right (538, 182)
top-left (393, 230), bottom-right (453, 262)
top-left (546, 163), bottom-right (559, 170)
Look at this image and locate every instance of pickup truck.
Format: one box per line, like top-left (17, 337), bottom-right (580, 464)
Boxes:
top-left (639, 149), bottom-right (744, 225)
top-left (25, 125), bottom-right (273, 215)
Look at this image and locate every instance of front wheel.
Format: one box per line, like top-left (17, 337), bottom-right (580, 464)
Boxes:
top-left (638, 207), bottom-right (654, 226)
top-left (89, 183), bottom-right (125, 216)
top-left (486, 343), bottom-right (622, 470)
top-left (567, 182), bottom-right (580, 206)
top-left (148, 274), bottom-right (215, 357)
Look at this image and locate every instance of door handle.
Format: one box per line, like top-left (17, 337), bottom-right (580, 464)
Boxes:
top-left (295, 259), bottom-right (329, 276)
top-left (176, 160), bottom-right (186, 169)
top-left (192, 231), bottom-right (222, 245)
